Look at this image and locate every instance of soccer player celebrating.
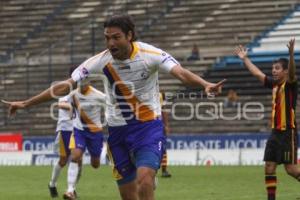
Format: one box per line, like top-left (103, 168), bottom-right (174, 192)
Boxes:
top-left (235, 38), bottom-right (298, 200)
top-left (3, 14), bottom-right (224, 200)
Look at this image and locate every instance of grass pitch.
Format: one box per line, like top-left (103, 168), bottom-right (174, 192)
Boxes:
top-left (0, 165), bottom-right (299, 200)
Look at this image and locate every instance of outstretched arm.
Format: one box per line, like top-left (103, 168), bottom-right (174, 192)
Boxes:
top-left (2, 78), bottom-right (76, 117)
top-left (170, 65), bottom-right (225, 95)
top-left (287, 38), bottom-right (297, 82)
top-left (234, 45), bottom-right (266, 84)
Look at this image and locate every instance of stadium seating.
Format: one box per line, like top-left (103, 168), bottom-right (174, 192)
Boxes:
top-left (141, 0), bottom-right (298, 60)
top-left (252, 5), bottom-right (300, 52)
top-left (1, 0), bottom-right (300, 135)
top-left (0, 0), bottom-right (68, 60)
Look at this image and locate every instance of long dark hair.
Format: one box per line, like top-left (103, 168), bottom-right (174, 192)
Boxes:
top-left (104, 14), bottom-right (137, 42)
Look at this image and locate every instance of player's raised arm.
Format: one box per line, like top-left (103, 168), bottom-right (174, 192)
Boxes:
top-left (2, 78), bottom-right (76, 117)
top-left (170, 64), bottom-right (225, 95)
top-left (234, 45), bottom-right (266, 84)
top-left (287, 38), bottom-right (297, 82)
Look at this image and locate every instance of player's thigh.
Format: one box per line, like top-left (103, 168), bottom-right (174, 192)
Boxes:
top-left (69, 128), bottom-right (87, 155)
top-left (107, 141), bottom-right (136, 186)
top-left (90, 156), bottom-right (100, 168)
top-left (131, 120), bottom-right (166, 170)
top-left (86, 132), bottom-right (103, 158)
top-left (59, 131), bottom-right (73, 158)
top-left (264, 133), bottom-right (282, 164)
top-left (281, 129), bottom-right (298, 164)
top-left (284, 164), bottom-right (300, 175)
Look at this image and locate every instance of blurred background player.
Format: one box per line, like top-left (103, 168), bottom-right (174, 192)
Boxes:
top-left (63, 80), bottom-right (106, 200)
top-left (48, 94), bottom-right (76, 198)
top-left (49, 66), bottom-right (81, 198)
top-left (160, 92), bottom-right (171, 178)
top-left (235, 38), bottom-right (298, 200)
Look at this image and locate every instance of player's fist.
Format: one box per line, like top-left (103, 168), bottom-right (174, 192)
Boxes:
top-left (205, 79), bottom-right (226, 96)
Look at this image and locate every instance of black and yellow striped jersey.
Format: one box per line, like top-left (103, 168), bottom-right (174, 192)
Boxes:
top-left (264, 76), bottom-right (298, 131)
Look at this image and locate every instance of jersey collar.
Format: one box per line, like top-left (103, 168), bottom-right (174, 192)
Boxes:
top-left (129, 42), bottom-right (139, 60)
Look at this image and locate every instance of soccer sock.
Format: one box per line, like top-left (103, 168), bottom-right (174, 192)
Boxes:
top-left (161, 153), bottom-right (168, 172)
top-left (49, 161), bottom-right (62, 187)
top-left (265, 175), bottom-right (277, 200)
top-left (76, 165), bottom-right (82, 184)
top-left (67, 161), bottom-right (79, 193)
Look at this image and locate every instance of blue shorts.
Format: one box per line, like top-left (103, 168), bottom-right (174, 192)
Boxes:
top-left (107, 119), bottom-right (166, 185)
top-left (69, 128), bottom-right (104, 158)
top-left (57, 130), bottom-right (73, 157)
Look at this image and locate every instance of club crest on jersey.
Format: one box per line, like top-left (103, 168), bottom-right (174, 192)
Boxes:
top-left (79, 67), bottom-right (89, 79)
top-left (140, 71), bottom-right (150, 79)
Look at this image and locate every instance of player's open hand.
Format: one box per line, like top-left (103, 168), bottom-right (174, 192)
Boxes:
top-left (234, 45), bottom-right (248, 60)
top-left (1, 100), bottom-right (27, 118)
top-left (287, 37), bottom-right (295, 55)
top-left (205, 79), bottom-right (226, 96)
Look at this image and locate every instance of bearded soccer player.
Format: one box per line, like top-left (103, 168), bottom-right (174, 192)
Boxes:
top-left (3, 14), bottom-right (224, 200)
top-left (235, 38), bottom-right (298, 200)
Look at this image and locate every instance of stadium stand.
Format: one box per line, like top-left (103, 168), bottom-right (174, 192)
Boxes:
top-left (142, 0), bottom-right (299, 60)
top-left (252, 5), bottom-right (300, 52)
top-left (0, 0), bottom-right (71, 61)
top-left (1, 0), bottom-right (300, 135)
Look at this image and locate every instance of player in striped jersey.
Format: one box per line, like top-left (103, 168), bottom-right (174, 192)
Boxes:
top-left (235, 38), bottom-right (298, 200)
top-left (3, 14), bottom-right (224, 200)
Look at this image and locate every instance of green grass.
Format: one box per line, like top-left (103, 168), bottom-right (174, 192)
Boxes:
top-left (0, 165), bottom-right (299, 200)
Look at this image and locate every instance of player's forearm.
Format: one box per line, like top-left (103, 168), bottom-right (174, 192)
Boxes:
top-left (24, 79), bottom-right (75, 108)
top-left (288, 54), bottom-right (296, 81)
top-left (243, 57), bottom-right (265, 83)
top-left (175, 68), bottom-right (209, 88)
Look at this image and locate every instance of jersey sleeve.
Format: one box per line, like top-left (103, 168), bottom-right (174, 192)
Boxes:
top-left (264, 76), bottom-right (274, 89)
top-left (158, 51), bottom-right (179, 73)
top-left (143, 43), bottom-right (179, 73)
top-left (71, 53), bottom-right (106, 82)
